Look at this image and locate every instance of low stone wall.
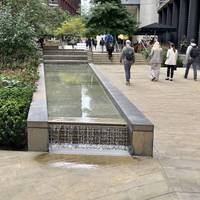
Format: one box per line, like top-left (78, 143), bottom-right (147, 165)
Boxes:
top-left (27, 64), bottom-right (49, 152)
top-left (90, 63), bottom-right (154, 156)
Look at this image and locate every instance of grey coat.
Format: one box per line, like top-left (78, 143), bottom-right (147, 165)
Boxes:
top-left (149, 48), bottom-right (163, 64)
top-left (120, 46), bottom-right (135, 65)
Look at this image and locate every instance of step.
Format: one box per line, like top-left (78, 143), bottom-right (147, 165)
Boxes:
top-left (43, 55), bottom-right (88, 60)
top-left (44, 51), bottom-right (87, 56)
top-left (44, 60), bottom-right (88, 64)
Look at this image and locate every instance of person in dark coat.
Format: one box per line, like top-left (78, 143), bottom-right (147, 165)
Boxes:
top-left (189, 46), bottom-right (200, 81)
top-left (106, 42), bottom-right (114, 61)
top-left (92, 38), bottom-right (97, 50)
top-left (184, 39), bottom-right (197, 79)
top-left (100, 38), bottom-right (105, 52)
top-left (86, 38), bottom-right (92, 51)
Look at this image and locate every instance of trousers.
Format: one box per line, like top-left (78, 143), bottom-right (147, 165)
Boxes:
top-left (184, 60), bottom-right (197, 80)
top-left (150, 63), bottom-right (161, 80)
top-left (124, 63), bottom-right (132, 81)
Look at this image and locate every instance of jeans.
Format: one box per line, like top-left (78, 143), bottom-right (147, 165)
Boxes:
top-left (124, 63), bottom-right (132, 81)
top-left (184, 60), bottom-right (197, 80)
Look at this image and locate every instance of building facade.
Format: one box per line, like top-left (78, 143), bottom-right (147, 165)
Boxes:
top-left (158, 0), bottom-right (200, 45)
top-left (48, 0), bottom-right (80, 15)
top-left (121, 0), bottom-right (159, 27)
top-left (139, 0), bottom-right (159, 27)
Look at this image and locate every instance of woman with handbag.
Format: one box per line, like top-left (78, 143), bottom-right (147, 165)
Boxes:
top-left (165, 43), bottom-right (178, 81)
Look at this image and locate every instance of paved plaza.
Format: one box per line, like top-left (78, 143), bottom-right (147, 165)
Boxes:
top-left (0, 64), bottom-right (200, 200)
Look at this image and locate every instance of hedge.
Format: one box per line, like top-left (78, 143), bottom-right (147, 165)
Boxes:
top-left (0, 77), bottom-right (34, 149)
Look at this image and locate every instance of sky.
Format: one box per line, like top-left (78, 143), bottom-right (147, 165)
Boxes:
top-left (81, 0), bottom-right (91, 14)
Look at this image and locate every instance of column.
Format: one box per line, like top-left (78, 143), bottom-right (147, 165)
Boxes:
top-left (166, 4), bottom-right (172, 25)
top-left (172, 0), bottom-right (180, 44)
top-left (159, 12), bottom-right (162, 24)
top-left (161, 8), bottom-right (167, 24)
top-left (166, 4), bottom-right (173, 42)
top-left (198, 17), bottom-right (200, 46)
top-left (178, 0), bottom-right (188, 45)
top-left (187, 0), bottom-right (199, 41)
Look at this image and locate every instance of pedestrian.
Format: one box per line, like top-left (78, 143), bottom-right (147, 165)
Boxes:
top-left (92, 38), bottom-right (97, 50)
top-left (106, 42), bottom-right (114, 61)
top-left (184, 39), bottom-right (197, 79)
top-left (105, 33), bottom-right (113, 44)
top-left (120, 40), bottom-right (135, 85)
top-left (165, 43), bottom-right (178, 81)
top-left (100, 38), bottom-right (105, 52)
top-left (189, 45), bottom-right (200, 81)
top-left (148, 41), bottom-right (163, 81)
top-left (86, 38), bottom-right (92, 51)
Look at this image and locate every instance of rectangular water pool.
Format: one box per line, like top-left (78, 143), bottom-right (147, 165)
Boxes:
top-left (45, 64), bottom-right (130, 154)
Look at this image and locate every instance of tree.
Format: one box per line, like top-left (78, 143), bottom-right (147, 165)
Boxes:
top-left (55, 16), bottom-right (85, 40)
top-left (0, 6), bottom-right (37, 67)
top-left (1, 0), bottom-right (70, 37)
top-left (0, 0), bottom-right (70, 67)
top-left (85, 0), bottom-right (137, 37)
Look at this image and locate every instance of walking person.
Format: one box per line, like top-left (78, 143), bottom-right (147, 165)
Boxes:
top-left (165, 43), bottom-right (178, 81)
top-left (189, 45), bottom-right (200, 81)
top-left (106, 42), bottom-right (114, 61)
top-left (120, 40), bottom-right (135, 85)
top-left (100, 38), bottom-right (105, 52)
top-left (92, 38), bottom-right (97, 50)
top-left (184, 39), bottom-right (197, 79)
top-left (148, 41), bottom-right (163, 81)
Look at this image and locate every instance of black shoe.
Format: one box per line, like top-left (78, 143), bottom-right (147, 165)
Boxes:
top-left (151, 77), bottom-right (156, 81)
top-left (165, 77), bottom-right (169, 80)
top-left (170, 78), bottom-right (173, 81)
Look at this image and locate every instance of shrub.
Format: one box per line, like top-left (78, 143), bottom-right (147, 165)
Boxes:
top-left (0, 76), bottom-right (35, 149)
top-left (0, 87), bottom-right (34, 149)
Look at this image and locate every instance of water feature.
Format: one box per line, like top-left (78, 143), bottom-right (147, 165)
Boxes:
top-left (45, 64), bottom-right (130, 154)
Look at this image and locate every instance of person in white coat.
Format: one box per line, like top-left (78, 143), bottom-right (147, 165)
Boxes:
top-left (165, 43), bottom-right (178, 81)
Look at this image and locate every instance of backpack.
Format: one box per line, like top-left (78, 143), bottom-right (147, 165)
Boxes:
top-left (100, 40), bottom-right (105, 46)
top-left (125, 47), bottom-right (134, 61)
top-left (107, 43), bottom-right (114, 52)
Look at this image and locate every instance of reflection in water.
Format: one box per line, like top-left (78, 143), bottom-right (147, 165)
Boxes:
top-left (45, 64), bottom-right (122, 119)
top-left (81, 85), bottom-right (91, 118)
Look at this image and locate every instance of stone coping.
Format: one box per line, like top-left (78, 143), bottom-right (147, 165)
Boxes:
top-left (89, 63), bottom-right (154, 132)
top-left (27, 63), bottom-right (48, 128)
top-left (48, 117), bottom-right (126, 126)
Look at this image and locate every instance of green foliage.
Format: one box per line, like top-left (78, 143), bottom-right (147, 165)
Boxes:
top-left (141, 48), bottom-right (151, 59)
top-left (0, 1), bottom-right (69, 67)
top-left (0, 79), bottom-right (34, 149)
top-left (85, 1), bottom-right (137, 37)
top-left (0, 59), bottom-right (38, 149)
top-left (55, 16), bottom-right (85, 39)
top-left (0, 6), bottom-right (37, 67)
top-left (2, 0), bottom-right (70, 36)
